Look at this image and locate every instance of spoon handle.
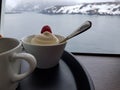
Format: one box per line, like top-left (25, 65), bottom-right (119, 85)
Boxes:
top-left (60, 21), bottom-right (92, 43)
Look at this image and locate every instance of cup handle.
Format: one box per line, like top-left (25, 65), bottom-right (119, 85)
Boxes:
top-left (10, 53), bottom-right (37, 82)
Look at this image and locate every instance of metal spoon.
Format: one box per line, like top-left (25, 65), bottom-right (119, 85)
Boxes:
top-left (59, 21), bottom-right (92, 43)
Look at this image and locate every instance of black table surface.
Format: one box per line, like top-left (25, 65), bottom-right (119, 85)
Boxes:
top-left (17, 51), bottom-right (94, 90)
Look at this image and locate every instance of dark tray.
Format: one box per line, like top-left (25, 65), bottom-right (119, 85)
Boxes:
top-left (17, 51), bottom-right (95, 90)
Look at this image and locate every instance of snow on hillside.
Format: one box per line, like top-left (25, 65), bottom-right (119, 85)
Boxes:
top-left (6, 2), bottom-right (120, 15)
top-left (41, 3), bottom-right (120, 15)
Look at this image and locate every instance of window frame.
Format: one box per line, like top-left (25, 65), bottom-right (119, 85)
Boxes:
top-left (2, 0), bottom-right (120, 56)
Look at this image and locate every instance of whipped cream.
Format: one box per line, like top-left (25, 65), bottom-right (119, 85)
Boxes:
top-left (31, 31), bottom-right (59, 45)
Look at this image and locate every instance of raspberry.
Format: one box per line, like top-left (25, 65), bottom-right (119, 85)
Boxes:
top-left (41, 25), bottom-right (52, 33)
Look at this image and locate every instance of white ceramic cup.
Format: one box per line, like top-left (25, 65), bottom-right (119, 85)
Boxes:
top-left (22, 35), bottom-right (67, 69)
top-left (0, 38), bottom-right (37, 90)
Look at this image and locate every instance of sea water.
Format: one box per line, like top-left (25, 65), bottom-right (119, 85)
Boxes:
top-left (3, 13), bottom-right (120, 54)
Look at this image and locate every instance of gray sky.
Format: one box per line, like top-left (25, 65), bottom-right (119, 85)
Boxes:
top-left (6, 0), bottom-right (117, 4)
top-left (6, 0), bottom-right (119, 8)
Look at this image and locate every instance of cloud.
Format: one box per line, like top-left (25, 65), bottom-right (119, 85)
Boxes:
top-left (5, 0), bottom-right (118, 9)
top-left (6, 0), bottom-right (21, 8)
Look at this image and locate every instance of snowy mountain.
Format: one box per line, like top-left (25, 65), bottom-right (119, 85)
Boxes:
top-left (6, 2), bottom-right (120, 15)
top-left (41, 2), bottom-right (120, 15)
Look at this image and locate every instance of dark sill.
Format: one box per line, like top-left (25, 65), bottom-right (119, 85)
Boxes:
top-left (71, 52), bottom-right (120, 57)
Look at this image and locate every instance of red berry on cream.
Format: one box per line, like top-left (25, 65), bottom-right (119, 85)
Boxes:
top-left (41, 25), bottom-right (52, 33)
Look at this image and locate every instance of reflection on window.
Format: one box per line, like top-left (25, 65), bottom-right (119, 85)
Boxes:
top-left (3, 0), bottom-right (120, 54)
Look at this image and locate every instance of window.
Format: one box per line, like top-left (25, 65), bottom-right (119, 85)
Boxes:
top-left (0, 1), bottom-right (1, 28)
top-left (0, 0), bottom-right (3, 31)
top-left (2, 0), bottom-right (120, 54)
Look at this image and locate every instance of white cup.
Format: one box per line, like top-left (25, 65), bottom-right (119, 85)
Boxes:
top-left (22, 35), bottom-right (67, 69)
top-left (0, 38), bottom-right (37, 90)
